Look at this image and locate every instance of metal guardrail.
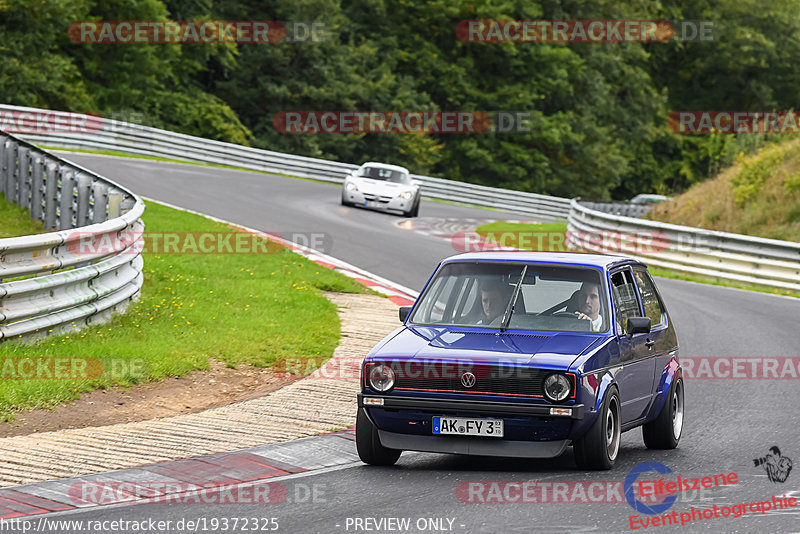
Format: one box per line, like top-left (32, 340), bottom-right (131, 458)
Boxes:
top-left (0, 104), bottom-right (571, 221)
top-left (580, 201), bottom-right (653, 219)
top-left (568, 199), bottom-right (800, 291)
top-left (0, 130), bottom-right (145, 343)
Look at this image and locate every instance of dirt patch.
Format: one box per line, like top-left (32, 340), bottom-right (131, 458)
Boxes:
top-left (0, 360), bottom-right (298, 438)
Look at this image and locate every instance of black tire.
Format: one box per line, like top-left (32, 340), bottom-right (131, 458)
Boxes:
top-left (356, 408), bottom-right (401, 466)
top-left (410, 196), bottom-right (420, 217)
top-left (642, 377), bottom-right (684, 449)
top-left (402, 197), bottom-right (420, 218)
top-left (574, 387), bottom-right (621, 470)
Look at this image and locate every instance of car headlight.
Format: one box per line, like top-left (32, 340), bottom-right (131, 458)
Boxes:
top-left (346, 182), bottom-right (358, 192)
top-left (368, 363), bottom-right (395, 392)
top-left (543, 374), bottom-right (571, 402)
top-left (399, 191), bottom-right (414, 199)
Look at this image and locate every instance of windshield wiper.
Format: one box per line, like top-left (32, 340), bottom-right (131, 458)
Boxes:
top-left (499, 265), bottom-right (527, 333)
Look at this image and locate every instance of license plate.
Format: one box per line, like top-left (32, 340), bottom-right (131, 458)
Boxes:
top-left (364, 200), bottom-right (379, 208)
top-left (432, 417), bottom-right (504, 437)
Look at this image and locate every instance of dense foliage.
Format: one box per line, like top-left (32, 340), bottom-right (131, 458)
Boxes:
top-left (2, 0), bottom-right (799, 199)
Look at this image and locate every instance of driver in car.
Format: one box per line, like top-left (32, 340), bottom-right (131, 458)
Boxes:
top-left (477, 280), bottom-right (511, 325)
top-left (574, 281), bottom-right (603, 331)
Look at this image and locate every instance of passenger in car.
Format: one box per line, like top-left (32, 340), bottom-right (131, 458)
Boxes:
top-left (574, 282), bottom-right (603, 331)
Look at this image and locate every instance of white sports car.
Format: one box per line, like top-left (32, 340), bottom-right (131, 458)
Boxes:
top-left (341, 162), bottom-right (421, 217)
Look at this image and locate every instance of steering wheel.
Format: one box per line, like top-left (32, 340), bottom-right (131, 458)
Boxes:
top-left (551, 312), bottom-right (584, 319)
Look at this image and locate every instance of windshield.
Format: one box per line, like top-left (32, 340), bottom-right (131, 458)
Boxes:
top-left (409, 262), bottom-right (608, 333)
top-left (357, 166), bottom-right (411, 184)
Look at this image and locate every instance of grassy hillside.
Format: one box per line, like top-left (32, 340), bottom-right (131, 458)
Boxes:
top-left (647, 140), bottom-right (800, 242)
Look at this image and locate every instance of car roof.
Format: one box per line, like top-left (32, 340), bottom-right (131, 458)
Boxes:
top-left (359, 162), bottom-right (410, 173)
top-left (440, 251), bottom-right (644, 271)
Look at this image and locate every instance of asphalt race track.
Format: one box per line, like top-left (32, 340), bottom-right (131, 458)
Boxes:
top-left (35, 153), bottom-right (800, 533)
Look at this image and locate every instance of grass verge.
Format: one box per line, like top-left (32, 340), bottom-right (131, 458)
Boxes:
top-left (0, 194), bottom-right (48, 238)
top-left (0, 200), bottom-right (371, 422)
top-left (474, 221), bottom-right (800, 299)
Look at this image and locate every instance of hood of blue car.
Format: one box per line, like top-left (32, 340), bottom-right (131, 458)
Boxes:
top-left (371, 326), bottom-right (601, 370)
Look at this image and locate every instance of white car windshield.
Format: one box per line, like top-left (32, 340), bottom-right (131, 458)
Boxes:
top-left (409, 262), bottom-right (608, 333)
top-left (357, 166), bottom-right (411, 184)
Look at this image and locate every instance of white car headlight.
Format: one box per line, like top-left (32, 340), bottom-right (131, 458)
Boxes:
top-left (345, 182), bottom-right (358, 192)
top-left (399, 191), bottom-right (414, 199)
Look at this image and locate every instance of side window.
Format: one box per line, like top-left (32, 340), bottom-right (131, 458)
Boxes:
top-left (453, 278), bottom-right (478, 322)
top-left (610, 270), bottom-right (641, 335)
top-left (417, 276), bottom-right (456, 323)
top-left (633, 269), bottom-right (664, 327)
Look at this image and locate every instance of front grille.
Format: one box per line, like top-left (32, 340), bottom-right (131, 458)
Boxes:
top-left (390, 362), bottom-right (549, 397)
top-left (363, 194), bottom-right (392, 203)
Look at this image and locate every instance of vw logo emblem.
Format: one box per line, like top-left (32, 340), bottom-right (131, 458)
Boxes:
top-left (461, 371), bottom-right (476, 388)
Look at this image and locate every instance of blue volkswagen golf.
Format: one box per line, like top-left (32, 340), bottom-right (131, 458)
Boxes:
top-left (356, 252), bottom-right (684, 470)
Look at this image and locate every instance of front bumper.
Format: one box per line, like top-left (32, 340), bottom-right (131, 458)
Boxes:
top-left (378, 429), bottom-right (569, 458)
top-left (344, 191), bottom-right (412, 212)
top-left (358, 393), bottom-right (585, 419)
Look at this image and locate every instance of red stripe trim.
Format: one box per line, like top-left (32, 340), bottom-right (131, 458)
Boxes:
top-left (394, 387), bottom-right (543, 398)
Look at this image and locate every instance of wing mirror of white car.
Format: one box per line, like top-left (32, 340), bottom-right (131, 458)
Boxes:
top-left (412, 180), bottom-right (422, 187)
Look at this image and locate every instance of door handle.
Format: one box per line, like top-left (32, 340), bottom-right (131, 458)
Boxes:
top-left (645, 339), bottom-right (654, 349)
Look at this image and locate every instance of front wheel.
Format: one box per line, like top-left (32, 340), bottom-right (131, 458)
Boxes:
top-left (410, 196), bottom-right (420, 217)
top-left (574, 388), bottom-right (621, 470)
top-left (403, 196), bottom-right (420, 218)
top-left (356, 408), bottom-right (401, 466)
top-left (642, 377), bottom-right (684, 449)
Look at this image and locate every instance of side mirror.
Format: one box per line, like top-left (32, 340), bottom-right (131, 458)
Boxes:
top-left (412, 180), bottom-right (422, 187)
top-left (399, 306), bottom-right (412, 323)
top-left (626, 317), bottom-right (651, 337)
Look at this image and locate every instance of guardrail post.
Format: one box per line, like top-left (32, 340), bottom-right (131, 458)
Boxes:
top-left (16, 146), bottom-right (31, 209)
top-left (107, 191), bottom-right (123, 219)
top-left (43, 162), bottom-right (59, 229)
top-left (59, 170), bottom-right (75, 230)
top-left (75, 173), bottom-right (92, 227)
top-left (0, 138), bottom-right (6, 195)
top-left (120, 195), bottom-right (136, 215)
top-left (4, 141), bottom-right (17, 202)
top-left (30, 155), bottom-right (44, 222)
top-left (91, 181), bottom-right (108, 223)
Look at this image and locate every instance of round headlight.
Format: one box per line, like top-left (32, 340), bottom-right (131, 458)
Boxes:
top-left (345, 182), bottom-right (358, 191)
top-left (543, 374), bottom-right (571, 402)
top-left (368, 364), bottom-right (396, 392)
top-left (399, 191), bottom-right (413, 199)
